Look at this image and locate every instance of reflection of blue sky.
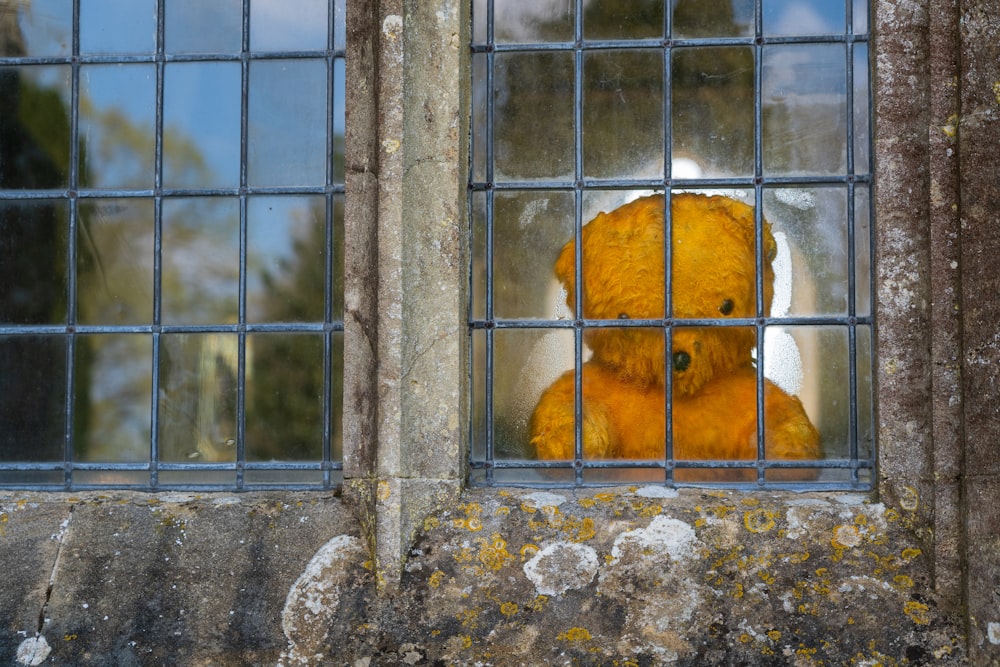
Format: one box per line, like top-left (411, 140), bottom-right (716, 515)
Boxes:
top-left (14, 1), bottom-right (346, 188)
top-left (480, 0), bottom-right (866, 42)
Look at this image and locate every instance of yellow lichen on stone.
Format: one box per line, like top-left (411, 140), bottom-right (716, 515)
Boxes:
top-left (558, 627), bottom-right (593, 642)
top-left (744, 508), bottom-right (776, 533)
top-left (476, 533), bottom-right (514, 571)
top-left (428, 570), bottom-right (446, 588)
top-left (904, 600), bottom-right (930, 625)
top-left (499, 602), bottom-right (518, 617)
top-left (519, 543), bottom-right (539, 560)
top-left (832, 524), bottom-right (862, 549)
top-left (901, 547), bottom-right (922, 561)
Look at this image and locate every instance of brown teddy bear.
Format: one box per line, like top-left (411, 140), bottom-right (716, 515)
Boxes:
top-left (529, 193), bottom-right (820, 481)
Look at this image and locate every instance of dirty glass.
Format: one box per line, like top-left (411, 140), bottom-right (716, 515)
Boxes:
top-left (470, 0), bottom-right (873, 489)
top-left (0, 1), bottom-right (345, 490)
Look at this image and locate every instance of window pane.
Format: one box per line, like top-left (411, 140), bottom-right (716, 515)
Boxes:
top-left (250, 0), bottom-right (328, 50)
top-left (762, 187), bottom-right (850, 317)
top-left (165, 0), bottom-right (243, 53)
top-left (672, 0), bottom-right (753, 38)
top-left (161, 197), bottom-right (239, 325)
top-left (855, 185), bottom-right (872, 317)
top-left (481, 0), bottom-right (575, 44)
top-left (763, 0), bottom-right (845, 35)
top-left (79, 64), bottom-right (156, 189)
top-left (74, 334), bottom-right (152, 463)
top-left (853, 0), bottom-right (869, 33)
top-left (583, 49), bottom-right (663, 179)
top-left (762, 44), bottom-right (847, 176)
top-left (247, 196), bottom-right (326, 323)
top-left (0, 0), bottom-right (72, 57)
top-left (583, 0), bottom-right (663, 40)
top-left (77, 199), bottom-right (154, 325)
top-left (245, 333), bottom-right (324, 461)
top-left (493, 52), bottom-right (575, 182)
top-left (498, 328), bottom-right (576, 461)
top-left (79, 0), bottom-right (156, 54)
top-left (672, 47), bottom-right (754, 178)
top-left (766, 326), bottom-right (849, 461)
top-left (853, 43), bottom-right (871, 174)
top-left (0, 335), bottom-right (66, 462)
top-left (158, 333), bottom-right (239, 463)
top-left (163, 62), bottom-right (242, 188)
top-left (0, 199), bottom-right (68, 325)
top-left (0, 65), bottom-right (71, 189)
top-left (248, 59), bottom-right (328, 187)
top-left (492, 191), bottom-right (576, 320)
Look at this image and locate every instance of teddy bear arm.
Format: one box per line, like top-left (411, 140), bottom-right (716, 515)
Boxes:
top-left (762, 380), bottom-right (822, 463)
top-left (530, 370), bottom-right (618, 460)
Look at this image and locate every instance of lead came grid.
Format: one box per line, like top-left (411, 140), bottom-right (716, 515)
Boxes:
top-left (0, 0), bottom-right (346, 491)
top-left (469, 0), bottom-right (875, 489)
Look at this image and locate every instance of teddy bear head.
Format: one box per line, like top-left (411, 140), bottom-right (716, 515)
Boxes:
top-left (554, 193), bottom-right (777, 396)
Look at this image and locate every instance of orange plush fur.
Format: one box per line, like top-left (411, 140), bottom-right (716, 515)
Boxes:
top-left (529, 193), bottom-right (820, 481)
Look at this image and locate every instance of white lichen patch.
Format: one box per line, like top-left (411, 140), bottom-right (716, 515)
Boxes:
top-left (522, 541), bottom-right (599, 596)
top-left (633, 486), bottom-right (679, 500)
top-left (279, 535), bottom-right (366, 667)
top-left (16, 635), bottom-right (51, 666)
top-left (610, 515), bottom-right (698, 563)
top-left (987, 622), bottom-right (1000, 645)
top-left (520, 492), bottom-right (567, 510)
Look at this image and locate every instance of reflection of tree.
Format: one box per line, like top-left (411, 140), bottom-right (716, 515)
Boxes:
top-left (0, 17), bottom-right (72, 460)
top-left (245, 196), bottom-right (344, 462)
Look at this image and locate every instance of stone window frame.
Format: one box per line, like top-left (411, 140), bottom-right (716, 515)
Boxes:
top-left (342, 3), bottom-right (995, 653)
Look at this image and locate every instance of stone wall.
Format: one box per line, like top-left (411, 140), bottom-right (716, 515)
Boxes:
top-left (2, 0), bottom-right (1000, 665)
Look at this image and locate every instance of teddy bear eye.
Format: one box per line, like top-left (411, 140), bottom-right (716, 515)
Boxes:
top-left (719, 299), bottom-right (734, 316)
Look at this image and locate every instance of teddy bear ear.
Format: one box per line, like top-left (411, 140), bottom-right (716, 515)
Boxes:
top-left (554, 234), bottom-right (577, 296)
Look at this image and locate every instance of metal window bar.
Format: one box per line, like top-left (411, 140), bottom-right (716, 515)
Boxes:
top-left (0, 0), bottom-right (346, 491)
top-left (469, 0), bottom-right (875, 490)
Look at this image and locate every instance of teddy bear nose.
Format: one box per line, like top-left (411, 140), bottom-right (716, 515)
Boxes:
top-left (672, 351), bottom-right (691, 372)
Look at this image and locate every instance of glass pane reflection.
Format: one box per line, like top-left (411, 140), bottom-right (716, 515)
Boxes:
top-left (0, 335), bottom-right (66, 462)
top-left (248, 59), bottom-right (328, 187)
top-left (245, 333), bottom-right (324, 461)
top-left (79, 0), bottom-right (155, 54)
top-left (165, 0), bottom-right (242, 53)
top-left (247, 196), bottom-right (326, 323)
top-left (0, 200), bottom-right (68, 325)
top-left (79, 65), bottom-right (156, 189)
top-left (158, 333), bottom-right (239, 463)
top-left (0, 65), bottom-right (71, 189)
top-left (493, 52), bottom-right (575, 181)
top-left (584, 0), bottom-right (663, 40)
top-left (672, 0), bottom-right (753, 38)
top-left (766, 327), bottom-right (851, 461)
top-left (250, 0), bottom-right (328, 51)
top-left (762, 45), bottom-right (847, 176)
top-left (163, 62), bottom-right (242, 188)
top-left (77, 199), bottom-right (154, 325)
top-left (481, 0), bottom-right (575, 44)
top-left (763, 0), bottom-right (845, 35)
top-left (161, 197), bottom-right (239, 325)
top-left (762, 187), bottom-right (849, 317)
top-left (583, 49), bottom-right (664, 180)
top-left (492, 191), bottom-right (575, 319)
top-left (0, 0), bottom-right (72, 57)
top-left (672, 47), bottom-right (754, 178)
top-left (74, 334), bottom-right (152, 463)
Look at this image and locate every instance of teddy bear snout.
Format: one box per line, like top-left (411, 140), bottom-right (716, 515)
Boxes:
top-left (672, 350), bottom-right (691, 372)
